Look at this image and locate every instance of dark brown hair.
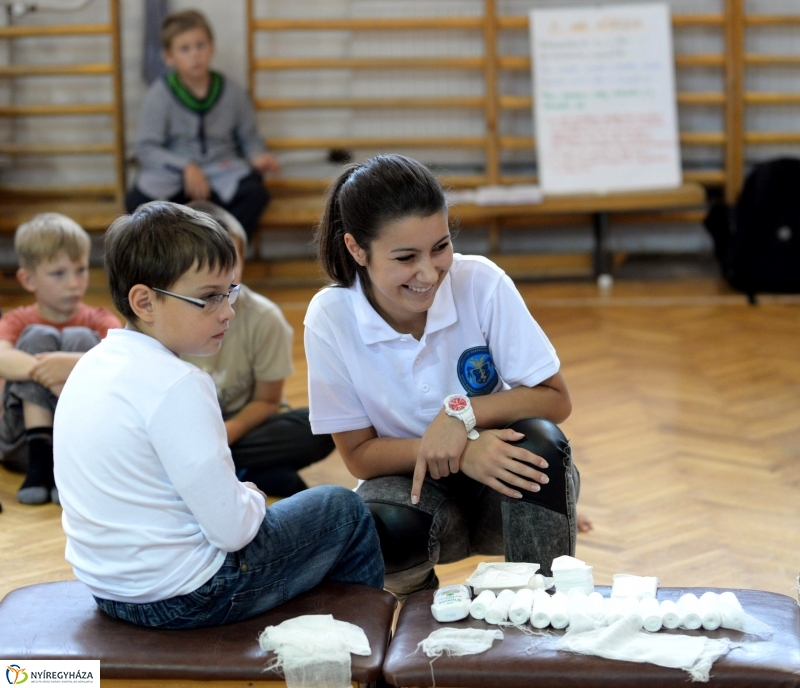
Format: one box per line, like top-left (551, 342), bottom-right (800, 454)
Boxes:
top-left (161, 10), bottom-right (213, 50)
top-left (104, 201), bottom-right (236, 321)
top-left (315, 154), bottom-right (447, 287)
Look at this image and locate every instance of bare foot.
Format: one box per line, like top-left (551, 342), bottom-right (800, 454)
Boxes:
top-left (577, 512), bottom-right (593, 533)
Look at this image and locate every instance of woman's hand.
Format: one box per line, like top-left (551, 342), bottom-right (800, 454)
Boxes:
top-left (410, 408), bottom-right (468, 504)
top-left (459, 428), bottom-right (549, 499)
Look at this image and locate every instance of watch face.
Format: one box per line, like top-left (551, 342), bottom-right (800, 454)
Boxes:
top-left (447, 396), bottom-right (469, 412)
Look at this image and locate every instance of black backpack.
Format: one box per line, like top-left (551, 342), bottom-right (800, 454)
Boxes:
top-left (704, 158), bottom-right (800, 303)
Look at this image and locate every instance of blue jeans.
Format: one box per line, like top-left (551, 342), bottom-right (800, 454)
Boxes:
top-left (94, 486), bottom-right (384, 629)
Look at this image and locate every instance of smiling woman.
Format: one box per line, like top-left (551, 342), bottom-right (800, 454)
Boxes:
top-left (306, 155), bottom-right (579, 596)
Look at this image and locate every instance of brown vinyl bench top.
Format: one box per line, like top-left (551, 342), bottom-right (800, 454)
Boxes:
top-left (0, 579), bottom-right (396, 685)
top-left (383, 585), bottom-right (800, 688)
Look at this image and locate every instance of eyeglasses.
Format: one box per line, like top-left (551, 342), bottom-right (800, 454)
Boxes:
top-left (152, 284), bottom-right (240, 312)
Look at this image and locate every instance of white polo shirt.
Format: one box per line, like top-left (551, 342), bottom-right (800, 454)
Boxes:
top-left (304, 254), bottom-right (560, 438)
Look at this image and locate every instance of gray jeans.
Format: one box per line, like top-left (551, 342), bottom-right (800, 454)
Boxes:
top-left (0, 324), bottom-right (100, 467)
top-left (356, 418), bottom-right (580, 595)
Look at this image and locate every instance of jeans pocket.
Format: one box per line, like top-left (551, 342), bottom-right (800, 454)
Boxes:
top-left (221, 579), bottom-right (286, 625)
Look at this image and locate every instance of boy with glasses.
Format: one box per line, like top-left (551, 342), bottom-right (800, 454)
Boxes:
top-left (54, 201), bottom-right (383, 629)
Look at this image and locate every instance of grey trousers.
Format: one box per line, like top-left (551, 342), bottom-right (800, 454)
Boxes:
top-left (356, 419), bottom-right (580, 595)
top-left (0, 325), bottom-right (100, 468)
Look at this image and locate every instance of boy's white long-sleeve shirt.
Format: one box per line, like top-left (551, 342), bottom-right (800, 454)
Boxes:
top-left (54, 328), bottom-right (266, 604)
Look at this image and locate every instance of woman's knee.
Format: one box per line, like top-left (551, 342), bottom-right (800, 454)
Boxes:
top-left (504, 417), bottom-right (570, 466)
top-left (364, 501), bottom-right (432, 575)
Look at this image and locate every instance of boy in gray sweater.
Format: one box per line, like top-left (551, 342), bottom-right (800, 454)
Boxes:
top-left (126, 10), bottom-right (279, 239)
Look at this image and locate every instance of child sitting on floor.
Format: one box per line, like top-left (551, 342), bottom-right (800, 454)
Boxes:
top-left (126, 9), bottom-right (279, 239)
top-left (54, 201), bottom-right (383, 629)
top-left (0, 213), bottom-right (121, 505)
top-left (184, 201), bottom-right (335, 496)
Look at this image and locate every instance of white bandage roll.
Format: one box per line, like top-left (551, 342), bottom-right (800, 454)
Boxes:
top-left (717, 591), bottom-right (746, 630)
top-left (484, 589), bottom-right (516, 625)
top-left (622, 596), bottom-right (643, 629)
top-left (587, 591), bottom-right (605, 619)
top-left (699, 591), bottom-right (722, 630)
top-left (719, 591), bottom-right (743, 612)
top-left (660, 599), bottom-right (680, 629)
top-left (469, 589), bottom-right (496, 620)
top-left (677, 593), bottom-right (702, 630)
top-left (530, 589), bottom-right (552, 629)
top-left (638, 596), bottom-right (663, 632)
top-left (549, 591), bottom-right (569, 629)
top-left (602, 596), bottom-right (625, 625)
top-left (508, 588), bottom-right (535, 625)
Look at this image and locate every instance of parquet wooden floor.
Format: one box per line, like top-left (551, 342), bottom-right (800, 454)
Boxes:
top-left (1, 273), bottom-right (798, 602)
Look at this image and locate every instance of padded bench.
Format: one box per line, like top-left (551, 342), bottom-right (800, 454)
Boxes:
top-left (0, 579), bottom-right (396, 688)
top-left (383, 586), bottom-right (800, 688)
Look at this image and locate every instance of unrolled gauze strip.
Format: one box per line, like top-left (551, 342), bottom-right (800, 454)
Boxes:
top-left (678, 593), bottom-right (702, 630)
top-left (485, 589), bottom-right (516, 625)
top-left (509, 588), bottom-right (535, 625)
top-left (469, 589), bottom-right (496, 620)
top-left (639, 596), bottom-right (662, 632)
top-left (530, 589), bottom-right (552, 629)
top-left (660, 599), bottom-right (680, 629)
top-left (699, 591), bottom-right (721, 630)
top-left (550, 591), bottom-right (569, 629)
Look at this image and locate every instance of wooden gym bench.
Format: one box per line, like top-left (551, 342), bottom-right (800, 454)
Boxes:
top-left (0, 580), bottom-right (396, 688)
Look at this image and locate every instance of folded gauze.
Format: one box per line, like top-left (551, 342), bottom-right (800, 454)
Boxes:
top-left (558, 615), bottom-right (732, 682)
top-left (259, 614), bottom-right (370, 688)
top-left (466, 562), bottom-right (543, 594)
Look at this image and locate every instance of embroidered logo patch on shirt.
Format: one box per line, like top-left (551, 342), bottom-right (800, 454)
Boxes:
top-left (457, 346), bottom-right (499, 396)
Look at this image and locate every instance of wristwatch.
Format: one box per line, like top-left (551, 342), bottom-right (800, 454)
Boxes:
top-left (443, 394), bottom-right (480, 440)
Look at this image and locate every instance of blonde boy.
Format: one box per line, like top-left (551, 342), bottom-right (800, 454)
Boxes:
top-left (126, 9), bottom-right (279, 239)
top-left (0, 213), bottom-right (121, 504)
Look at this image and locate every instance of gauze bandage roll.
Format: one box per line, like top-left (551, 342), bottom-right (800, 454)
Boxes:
top-left (699, 592), bottom-right (722, 631)
top-left (602, 596), bottom-right (625, 625)
top-left (530, 589), bottom-right (552, 629)
top-left (549, 591), bottom-right (570, 629)
top-left (678, 593), bottom-right (702, 630)
top-left (509, 588), bottom-right (535, 625)
top-left (717, 591), bottom-right (745, 629)
top-left (660, 599), bottom-right (681, 629)
top-left (587, 591), bottom-right (605, 620)
top-left (469, 589), bottom-right (496, 620)
top-left (485, 589), bottom-right (516, 625)
top-left (639, 596), bottom-right (663, 632)
top-left (622, 596), bottom-right (643, 629)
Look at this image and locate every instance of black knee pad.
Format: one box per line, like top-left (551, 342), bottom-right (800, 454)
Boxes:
top-left (503, 417), bottom-right (572, 516)
top-left (365, 502), bottom-right (432, 575)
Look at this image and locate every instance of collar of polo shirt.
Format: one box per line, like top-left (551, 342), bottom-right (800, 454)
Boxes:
top-left (351, 271), bottom-right (457, 345)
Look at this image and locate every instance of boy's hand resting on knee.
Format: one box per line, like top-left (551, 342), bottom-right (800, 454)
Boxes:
top-left (459, 429), bottom-right (549, 500)
top-left (183, 162), bottom-right (211, 200)
top-left (31, 352), bottom-right (81, 394)
top-left (410, 409), bottom-right (468, 504)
